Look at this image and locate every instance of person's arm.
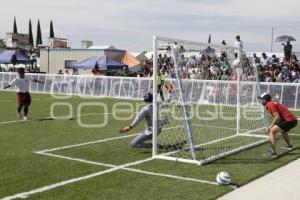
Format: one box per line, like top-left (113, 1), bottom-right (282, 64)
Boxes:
top-left (3, 84), bottom-right (12, 89)
top-left (4, 78), bottom-right (16, 89)
top-left (33, 79), bottom-right (45, 84)
top-left (119, 109), bottom-right (145, 133)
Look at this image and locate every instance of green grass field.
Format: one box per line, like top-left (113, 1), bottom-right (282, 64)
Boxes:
top-left (1, 91), bottom-right (300, 200)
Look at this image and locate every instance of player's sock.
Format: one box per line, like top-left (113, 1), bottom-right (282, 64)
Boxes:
top-left (24, 106), bottom-right (29, 118)
top-left (17, 106), bottom-right (23, 119)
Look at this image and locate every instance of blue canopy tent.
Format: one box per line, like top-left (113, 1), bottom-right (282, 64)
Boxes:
top-left (73, 55), bottom-right (128, 70)
top-left (0, 50), bottom-right (30, 64)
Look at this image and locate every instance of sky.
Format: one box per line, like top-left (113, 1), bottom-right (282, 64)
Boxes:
top-left (1, 0), bottom-right (300, 53)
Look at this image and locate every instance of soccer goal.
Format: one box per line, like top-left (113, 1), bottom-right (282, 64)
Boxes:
top-left (152, 36), bottom-right (269, 165)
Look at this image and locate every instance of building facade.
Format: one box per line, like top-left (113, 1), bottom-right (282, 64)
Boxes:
top-left (48, 37), bottom-right (69, 48)
top-left (39, 48), bottom-right (125, 74)
top-left (5, 33), bottom-right (32, 50)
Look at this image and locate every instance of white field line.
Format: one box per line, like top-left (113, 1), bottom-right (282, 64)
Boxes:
top-left (38, 152), bottom-right (218, 185)
top-left (0, 157), bottom-right (154, 200)
top-left (2, 112), bottom-right (298, 199)
top-left (0, 110), bottom-right (138, 125)
top-left (0, 112), bottom-right (111, 125)
top-left (289, 134), bottom-right (300, 137)
top-left (238, 133), bottom-right (268, 138)
top-left (0, 98), bottom-right (54, 103)
top-left (36, 152), bottom-right (116, 168)
top-left (35, 134), bottom-right (139, 153)
top-left (191, 124), bottom-right (236, 131)
top-left (4, 129), bottom-right (221, 200)
top-left (123, 167), bottom-right (219, 186)
top-left (39, 151), bottom-right (218, 186)
top-left (162, 126), bottom-right (183, 131)
top-left (10, 151), bottom-right (218, 200)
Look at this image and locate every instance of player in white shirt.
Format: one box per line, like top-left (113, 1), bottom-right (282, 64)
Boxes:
top-left (4, 68), bottom-right (44, 120)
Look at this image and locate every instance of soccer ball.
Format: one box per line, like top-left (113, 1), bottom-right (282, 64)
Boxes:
top-left (216, 171), bottom-right (231, 185)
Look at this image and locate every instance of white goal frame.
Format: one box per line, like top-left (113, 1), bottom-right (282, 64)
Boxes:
top-left (152, 36), bottom-right (269, 165)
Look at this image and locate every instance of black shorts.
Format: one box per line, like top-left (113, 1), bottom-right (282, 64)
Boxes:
top-left (278, 120), bottom-right (297, 132)
top-left (16, 92), bottom-right (31, 106)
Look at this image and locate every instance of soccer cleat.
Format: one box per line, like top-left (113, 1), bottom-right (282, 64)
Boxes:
top-left (262, 150), bottom-right (277, 158)
top-left (23, 116), bottom-right (28, 121)
top-left (280, 144), bottom-right (293, 150)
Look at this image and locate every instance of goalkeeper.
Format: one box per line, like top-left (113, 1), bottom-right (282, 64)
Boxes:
top-left (119, 92), bottom-right (159, 148)
top-left (259, 92), bottom-right (297, 157)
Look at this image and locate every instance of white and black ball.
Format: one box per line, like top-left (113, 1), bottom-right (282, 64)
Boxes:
top-left (216, 171), bottom-right (231, 185)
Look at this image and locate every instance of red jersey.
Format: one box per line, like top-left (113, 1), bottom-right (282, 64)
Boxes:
top-left (265, 101), bottom-right (297, 122)
top-left (92, 68), bottom-right (101, 76)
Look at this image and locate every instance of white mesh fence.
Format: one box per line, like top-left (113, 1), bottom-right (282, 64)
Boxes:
top-left (0, 72), bottom-right (299, 109)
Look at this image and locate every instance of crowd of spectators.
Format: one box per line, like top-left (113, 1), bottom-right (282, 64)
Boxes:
top-left (56, 35), bottom-right (299, 83)
top-left (151, 38), bottom-right (299, 83)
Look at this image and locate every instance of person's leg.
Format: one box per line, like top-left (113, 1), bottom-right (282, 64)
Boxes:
top-left (281, 132), bottom-right (291, 146)
top-left (269, 125), bottom-right (283, 153)
top-left (160, 90), bottom-right (164, 101)
top-left (23, 105), bottom-right (29, 117)
top-left (17, 104), bottom-right (23, 119)
top-left (16, 93), bottom-right (23, 119)
top-left (130, 132), bottom-right (153, 148)
top-left (279, 120), bottom-right (297, 147)
top-left (23, 93), bottom-right (31, 119)
top-left (158, 85), bottom-right (164, 101)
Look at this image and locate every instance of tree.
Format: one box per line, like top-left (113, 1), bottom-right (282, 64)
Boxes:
top-left (28, 19), bottom-right (34, 47)
top-left (50, 20), bottom-right (55, 38)
top-left (36, 19), bottom-right (43, 46)
top-left (13, 16), bottom-right (18, 34)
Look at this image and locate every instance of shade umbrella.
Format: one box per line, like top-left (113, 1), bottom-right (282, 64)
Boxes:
top-left (0, 50), bottom-right (30, 64)
top-left (73, 55), bottom-right (128, 70)
top-left (275, 35), bottom-right (296, 42)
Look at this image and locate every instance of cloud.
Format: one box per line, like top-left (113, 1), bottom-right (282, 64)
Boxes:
top-left (0, 0), bottom-right (299, 52)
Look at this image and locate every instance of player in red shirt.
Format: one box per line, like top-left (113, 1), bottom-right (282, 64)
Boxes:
top-left (259, 92), bottom-right (297, 157)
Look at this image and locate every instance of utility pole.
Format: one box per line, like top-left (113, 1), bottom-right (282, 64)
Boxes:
top-left (271, 27), bottom-right (274, 52)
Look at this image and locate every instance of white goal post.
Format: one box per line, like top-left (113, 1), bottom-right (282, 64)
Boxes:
top-left (152, 36), bottom-right (269, 165)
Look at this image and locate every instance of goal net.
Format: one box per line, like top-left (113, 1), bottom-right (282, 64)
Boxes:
top-left (152, 36), bottom-right (269, 165)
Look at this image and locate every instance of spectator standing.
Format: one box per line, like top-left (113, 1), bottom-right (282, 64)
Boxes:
top-left (282, 41), bottom-right (292, 59)
top-left (57, 69), bottom-right (63, 75)
top-left (92, 64), bottom-right (101, 76)
top-left (72, 68), bottom-right (79, 75)
top-left (253, 53), bottom-right (260, 64)
top-left (234, 35), bottom-right (244, 52)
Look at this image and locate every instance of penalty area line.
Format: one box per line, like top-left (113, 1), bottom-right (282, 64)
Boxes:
top-left (2, 151), bottom-right (219, 200)
top-left (35, 133), bottom-right (139, 153)
top-left (39, 151), bottom-right (219, 186)
top-left (0, 157), bottom-right (154, 200)
top-left (0, 112), bottom-right (111, 125)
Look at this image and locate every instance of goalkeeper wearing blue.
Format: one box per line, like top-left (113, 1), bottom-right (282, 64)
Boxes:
top-left (119, 92), bottom-right (157, 148)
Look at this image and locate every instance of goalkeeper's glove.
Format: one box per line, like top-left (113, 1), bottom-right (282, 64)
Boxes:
top-left (119, 126), bottom-right (131, 133)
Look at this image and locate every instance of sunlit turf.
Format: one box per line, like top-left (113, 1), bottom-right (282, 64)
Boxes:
top-left (1, 91), bottom-right (300, 200)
